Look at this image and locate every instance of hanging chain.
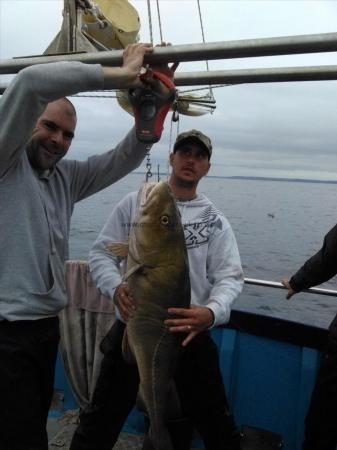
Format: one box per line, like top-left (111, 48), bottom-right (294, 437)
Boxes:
top-left (145, 145), bottom-right (153, 182)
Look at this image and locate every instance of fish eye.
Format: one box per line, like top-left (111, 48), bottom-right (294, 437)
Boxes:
top-left (161, 215), bottom-right (169, 225)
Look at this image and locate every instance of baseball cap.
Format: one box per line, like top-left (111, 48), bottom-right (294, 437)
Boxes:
top-left (173, 129), bottom-right (212, 158)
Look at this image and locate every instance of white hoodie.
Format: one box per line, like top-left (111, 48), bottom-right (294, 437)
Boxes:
top-left (89, 190), bottom-right (244, 326)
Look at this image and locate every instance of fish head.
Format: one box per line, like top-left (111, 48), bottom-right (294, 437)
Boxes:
top-left (130, 181), bottom-right (185, 267)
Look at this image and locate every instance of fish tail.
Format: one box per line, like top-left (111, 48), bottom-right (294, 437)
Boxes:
top-left (140, 330), bottom-right (177, 450)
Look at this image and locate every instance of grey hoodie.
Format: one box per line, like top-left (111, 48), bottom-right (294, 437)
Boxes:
top-left (89, 189), bottom-right (244, 326)
top-left (0, 61), bottom-right (150, 321)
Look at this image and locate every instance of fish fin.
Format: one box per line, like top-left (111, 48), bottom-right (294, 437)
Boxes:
top-left (122, 329), bottom-right (136, 364)
top-left (106, 242), bottom-right (129, 257)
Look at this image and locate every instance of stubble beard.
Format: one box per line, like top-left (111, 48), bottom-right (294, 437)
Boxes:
top-left (175, 175), bottom-right (198, 189)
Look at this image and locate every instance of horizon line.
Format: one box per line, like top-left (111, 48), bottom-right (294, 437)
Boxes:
top-left (132, 172), bottom-right (337, 184)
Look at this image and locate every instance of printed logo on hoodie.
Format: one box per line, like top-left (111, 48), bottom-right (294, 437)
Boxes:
top-left (183, 206), bottom-right (223, 249)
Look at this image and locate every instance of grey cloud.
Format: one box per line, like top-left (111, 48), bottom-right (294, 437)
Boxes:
top-left (3, 0), bottom-right (337, 180)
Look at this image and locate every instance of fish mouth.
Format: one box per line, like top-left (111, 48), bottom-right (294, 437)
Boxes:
top-left (139, 182), bottom-right (158, 207)
top-left (140, 181), bottom-right (171, 208)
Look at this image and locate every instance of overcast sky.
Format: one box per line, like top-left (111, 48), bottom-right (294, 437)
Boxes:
top-left (1, 0), bottom-right (337, 179)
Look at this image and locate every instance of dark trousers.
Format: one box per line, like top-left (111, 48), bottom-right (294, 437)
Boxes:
top-left (70, 320), bottom-right (139, 450)
top-left (302, 314), bottom-right (337, 450)
top-left (0, 316), bottom-right (59, 450)
top-left (175, 331), bottom-right (241, 450)
top-left (70, 320), bottom-right (241, 450)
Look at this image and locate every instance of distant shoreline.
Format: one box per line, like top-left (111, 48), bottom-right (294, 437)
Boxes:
top-left (211, 175), bottom-right (337, 184)
top-left (132, 172), bottom-right (337, 185)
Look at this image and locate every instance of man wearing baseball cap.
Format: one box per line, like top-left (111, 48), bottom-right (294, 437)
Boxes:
top-left (71, 130), bottom-right (243, 450)
top-left (169, 129), bottom-right (213, 204)
top-left (163, 129), bottom-right (243, 448)
top-left (173, 129), bottom-right (212, 157)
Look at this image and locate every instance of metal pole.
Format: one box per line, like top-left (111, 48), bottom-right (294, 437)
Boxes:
top-left (245, 277), bottom-right (337, 297)
top-left (174, 65), bottom-right (337, 85)
top-left (2, 64), bottom-right (337, 94)
top-left (2, 32), bottom-right (337, 74)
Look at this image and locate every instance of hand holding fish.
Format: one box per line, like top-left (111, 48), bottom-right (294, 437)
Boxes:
top-left (165, 305), bottom-right (215, 346)
top-left (281, 278), bottom-right (296, 300)
top-left (113, 283), bottom-right (136, 322)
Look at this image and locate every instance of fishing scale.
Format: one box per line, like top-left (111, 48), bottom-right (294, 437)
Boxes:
top-left (128, 70), bottom-right (176, 143)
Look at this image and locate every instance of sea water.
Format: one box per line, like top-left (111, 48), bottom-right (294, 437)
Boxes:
top-left (69, 172), bottom-right (337, 329)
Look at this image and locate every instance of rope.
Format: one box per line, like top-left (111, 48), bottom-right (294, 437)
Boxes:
top-left (147, 0), bottom-right (154, 44)
top-left (197, 0), bottom-right (215, 102)
top-left (156, 0), bottom-right (164, 43)
top-left (70, 85), bottom-right (232, 99)
top-left (179, 85), bottom-right (232, 94)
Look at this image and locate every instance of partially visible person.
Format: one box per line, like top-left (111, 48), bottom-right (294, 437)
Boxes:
top-left (70, 129), bottom-right (244, 450)
top-left (282, 223), bottom-right (337, 450)
top-left (0, 42), bottom-right (176, 450)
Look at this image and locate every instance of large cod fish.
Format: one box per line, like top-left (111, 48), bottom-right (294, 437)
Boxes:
top-left (107, 181), bottom-right (190, 450)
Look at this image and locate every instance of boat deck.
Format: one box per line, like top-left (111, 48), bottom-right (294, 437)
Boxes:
top-left (46, 389), bottom-right (205, 449)
top-left (47, 410), bottom-right (284, 450)
top-left (47, 411), bottom-right (146, 450)
top-left (47, 387), bottom-right (204, 449)
top-left (47, 411), bottom-right (203, 450)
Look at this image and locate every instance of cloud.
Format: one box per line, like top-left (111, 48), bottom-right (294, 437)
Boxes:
top-left (2, 0), bottom-right (337, 179)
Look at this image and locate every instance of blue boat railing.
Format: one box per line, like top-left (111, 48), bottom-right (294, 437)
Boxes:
top-left (52, 277), bottom-right (336, 450)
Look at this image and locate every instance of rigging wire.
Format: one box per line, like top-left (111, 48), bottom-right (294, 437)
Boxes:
top-left (153, 0), bottom-right (174, 176)
top-left (71, 1), bottom-right (224, 176)
top-left (70, 85), bottom-right (232, 100)
top-left (179, 85), bottom-right (231, 94)
top-left (156, 0), bottom-right (164, 43)
top-left (144, 0), bottom-right (155, 182)
top-left (147, 0), bottom-right (154, 44)
top-left (144, 1), bottom-right (219, 119)
top-left (196, 0), bottom-right (215, 103)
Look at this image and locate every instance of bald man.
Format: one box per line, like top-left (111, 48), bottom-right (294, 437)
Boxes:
top-left (0, 43), bottom-right (172, 450)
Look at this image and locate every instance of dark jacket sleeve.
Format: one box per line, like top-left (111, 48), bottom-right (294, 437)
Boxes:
top-left (289, 224), bottom-right (337, 292)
